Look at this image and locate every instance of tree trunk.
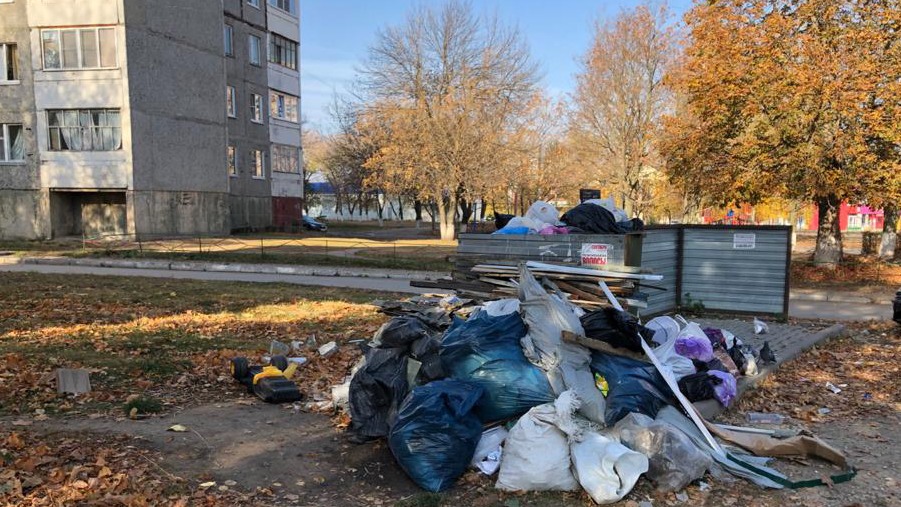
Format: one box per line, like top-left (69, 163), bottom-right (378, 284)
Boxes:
top-left (814, 196), bottom-right (843, 268)
top-left (459, 196), bottom-right (473, 232)
top-left (879, 205), bottom-right (897, 259)
top-left (414, 199), bottom-right (423, 229)
top-left (436, 197), bottom-right (455, 241)
top-left (480, 198), bottom-right (487, 220)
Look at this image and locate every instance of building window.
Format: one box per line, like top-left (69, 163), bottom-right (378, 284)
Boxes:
top-left (227, 145), bottom-right (237, 176)
top-left (248, 34), bottom-right (262, 66)
top-left (47, 109), bottom-right (122, 151)
top-left (268, 33), bottom-right (297, 70)
top-left (41, 27), bottom-right (117, 70)
top-left (250, 93), bottom-right (263, 123)
top-left (268, 0), bottom-right (296, 15)
top-left (269, 91), bottom-right (298, 122)
top-left (224, 25), bottom-right (234, 56)
top-left (250, 149), bottom-right (264, 179)
top-left (248, 0), bottom-right (260, 8)
top-left (271, 144), bottom-right (300, 174)
top-left (226, 85), bottom-right (236, 118)
top-left (0, 43), bottom-right (18, 82)
top-left (0, 124), bottom-right (25, 162)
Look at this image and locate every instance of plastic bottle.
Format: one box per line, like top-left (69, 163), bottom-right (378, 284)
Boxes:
top-left (746, 412), bottom-right (786, 424)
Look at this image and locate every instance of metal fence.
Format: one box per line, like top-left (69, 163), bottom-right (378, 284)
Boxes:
top-left (642, 225), bottom-right (792, 317)
top-left (74, 232), bottom-right (455, 270)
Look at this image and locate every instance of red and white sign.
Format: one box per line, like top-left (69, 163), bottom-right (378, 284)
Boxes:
top-left (580, 243), bottom-right (611, 267)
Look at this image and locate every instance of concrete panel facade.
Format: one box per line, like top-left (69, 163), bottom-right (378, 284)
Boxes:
top-left (123, 0), bottom-right (230, 235)
top-left (0, 0), bottom-right (46, 238)
top-left (226, 1), bottom-right (272, 231)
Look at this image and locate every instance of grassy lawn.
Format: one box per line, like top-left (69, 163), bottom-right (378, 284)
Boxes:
top-left (0, 272), bottom-right (395, 416)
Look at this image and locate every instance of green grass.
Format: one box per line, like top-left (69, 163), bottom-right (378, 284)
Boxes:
top-left (123, 396), bottom-right (163, 415)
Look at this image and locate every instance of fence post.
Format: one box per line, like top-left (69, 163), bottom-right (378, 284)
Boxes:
top-left (138, 237), bottom-right (143, 254)
top-left (82, 231), bottom-right (86, 252)
top-left (260, 237), bottom-right (265, 258)
top-left (325, 239), bottom-right (328, 257)
top-left (198, 236), bottom-right (202, 254)
top-left (394, 241), bottom-right (397, 263)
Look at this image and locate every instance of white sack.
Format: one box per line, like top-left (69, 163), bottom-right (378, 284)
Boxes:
top-left (525, 200), bottom-right (560, 226)
top-left (496, 391), bottom-right (582, 492)
top-left (571, 431), bottom-right (648, 504)
top-left (518, 265), bottom-right (606, 425)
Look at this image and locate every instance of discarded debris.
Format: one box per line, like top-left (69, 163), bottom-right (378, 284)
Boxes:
top-left (56, 368), bottom-right (92, 395)
top-left (318, 341), bottom-right (339, 357)
top-left (167, 424), bottom-right (189, 432)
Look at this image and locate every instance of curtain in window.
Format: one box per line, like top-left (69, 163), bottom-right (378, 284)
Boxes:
top-left (42, 31), bottom-right (61, 69)
top-left (106, 110), bottom-right (122, 150)
top-left (61, 110), bottom-right (79, 150)
top-left (9, 125), bottom-right (24, 160)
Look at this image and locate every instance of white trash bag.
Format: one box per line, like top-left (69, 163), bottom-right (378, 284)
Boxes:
top-left (571, 431), bottom-right (648, 504)
top-left (496, 391), bottom-right (582, 492)
top-left (525, 200), bottom-right (560, 226)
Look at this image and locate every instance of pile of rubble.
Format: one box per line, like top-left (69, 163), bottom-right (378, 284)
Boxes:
top-left (335, 264), bottom-right (857, 501)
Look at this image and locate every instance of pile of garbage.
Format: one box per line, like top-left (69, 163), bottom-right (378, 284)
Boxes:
top-left (339, 265), bottom-right (856, 500)
top-left (493, 198), bottom-right (643, 236)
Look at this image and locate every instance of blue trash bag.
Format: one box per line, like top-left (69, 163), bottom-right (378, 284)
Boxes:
top-left (590, 352), bottom-right (674, 426)
top-left (440, 311), bottom-right (555, 422)
top-left (388, 380), bottom-right (485, 492)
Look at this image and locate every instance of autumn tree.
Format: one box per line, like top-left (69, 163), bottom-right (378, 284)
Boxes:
top-left (356, 0), bottom-right (540, 240)
top-left (570, 2), bottom-right (679, 219)
top-left (664, 0), bottom-right (901, 266)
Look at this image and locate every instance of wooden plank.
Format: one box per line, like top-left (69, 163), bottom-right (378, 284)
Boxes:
top-left (561, 331), bottom-right (650, 363)
top-left (556, 280), bottom-right (605, 303)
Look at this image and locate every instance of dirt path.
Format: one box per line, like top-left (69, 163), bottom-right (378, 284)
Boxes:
top-left (16, 403), bottom-right (898, 507)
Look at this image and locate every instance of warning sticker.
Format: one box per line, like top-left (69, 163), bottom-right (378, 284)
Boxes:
top-left (733, 233), bottom-right (756, 250)
top-left (580, 243), bottom-right (611, 267)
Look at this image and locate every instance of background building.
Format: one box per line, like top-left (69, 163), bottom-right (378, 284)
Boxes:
top-left (0, 0), bottom-right (303, 240)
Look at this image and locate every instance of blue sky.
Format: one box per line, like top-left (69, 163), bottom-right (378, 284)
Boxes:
top-left (300, 0), bottom-right (693, 132)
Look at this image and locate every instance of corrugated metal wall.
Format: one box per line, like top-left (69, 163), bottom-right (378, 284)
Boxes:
top-left (457, 233), bottom-right (636, 266)
top-left (640, 228), bottom-right (679, 316)
top-left (680, 227), bottom-right (790, 315)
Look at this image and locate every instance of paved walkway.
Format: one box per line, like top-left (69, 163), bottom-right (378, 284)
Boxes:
top-left (788, 299), bottom-right (894, 321)
top-left (0, 263), bottom-right (434, 294)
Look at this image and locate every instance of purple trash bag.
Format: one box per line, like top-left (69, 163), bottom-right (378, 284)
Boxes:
top-left (674, 336), bottom-right (714, 362)
top-left (709, 370), bottom-right (737, 407)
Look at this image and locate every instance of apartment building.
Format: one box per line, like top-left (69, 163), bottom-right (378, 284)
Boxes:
top-left (0, 0), bottom-right (303, 239)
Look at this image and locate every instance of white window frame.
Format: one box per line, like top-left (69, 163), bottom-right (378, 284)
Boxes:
top-left (250, 149), bottom-right (265, 179)
top-left (248, 0), bottom-right (260, 8)
top-left (227, 145), bottom-right (237, 177)
top-left (0, 123), bottom-right (25, 163)
top-left (226, 85), bottom-right (236, 118)
top-left (250, 93), bottom-right (264, 124)
top-left (248, 34), bottom-right (262, 66)
top-left (224, 24), bottom-right (234, 57)
top-left (268, 0), bottom-right (296, 15)
top-left (269, 90), bottom-right (298, 123)
top-left (40, 27), bottom-right (118, 71)
top-left (0, 43), bottom-right (19, 84)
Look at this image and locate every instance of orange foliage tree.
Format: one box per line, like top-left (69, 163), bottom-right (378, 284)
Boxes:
top-left (663, 0), bottom-right (901, 266)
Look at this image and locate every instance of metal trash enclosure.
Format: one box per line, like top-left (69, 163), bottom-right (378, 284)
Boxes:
top-left (642, 225), bottom-right (792, 317)
top-left (456, 225), bottom-right (792, 317)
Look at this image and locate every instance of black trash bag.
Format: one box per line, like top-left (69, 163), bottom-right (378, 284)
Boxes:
top-left (590, 352), bottom-right (674, 426)
top-left (580, 307), bottom-right (655, 353)
top-left (494, 213), bottom-right (514, 230)
top-left (893, 289), bottom-right (900, 324)
top-left (561, 203), bottom-right (634, 234)
top-left (440, 311), bottom-right (554, 422)
top-left (411, 335), bottom-right (444, 383)
top-left (349, 346), bottom-right (409, 439)
top-left (677, 372), bottom-right (723, 402)
top-left (616, 218), bottom-right (645, 232)
top-left (371, 316), bottom-right (432, 348)
top-left (388, 380), bottom-right (484, 492)
top-left (691, 357), bottom-right (727, 373)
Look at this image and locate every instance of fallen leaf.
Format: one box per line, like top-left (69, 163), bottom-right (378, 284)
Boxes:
top-left (167, 424), bottom-right (189, 433)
